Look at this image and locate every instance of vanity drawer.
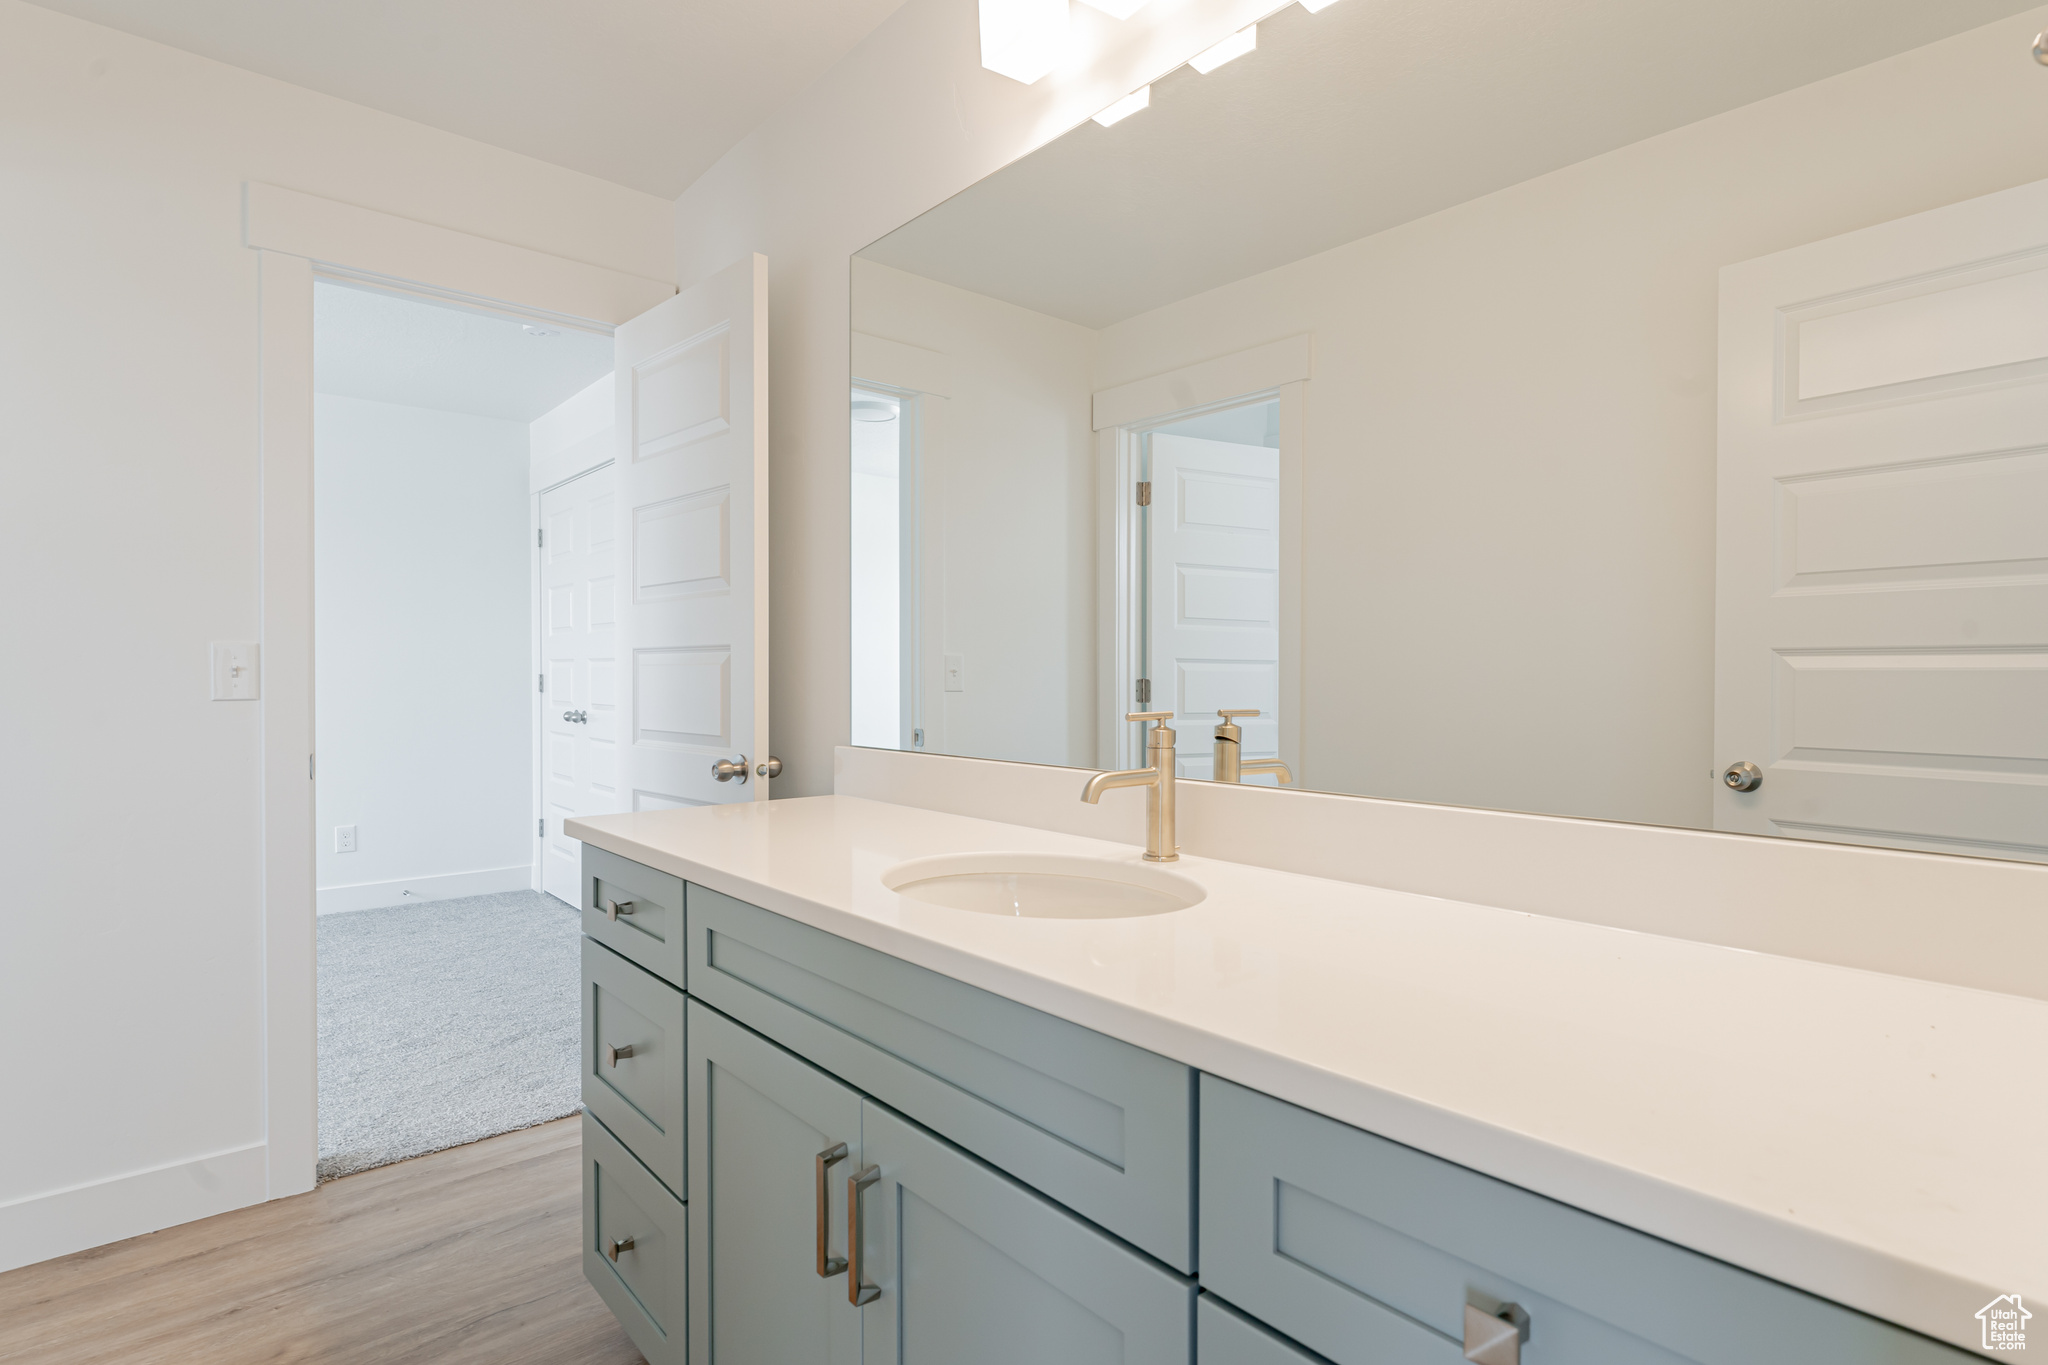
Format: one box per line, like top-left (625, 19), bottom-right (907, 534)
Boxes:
top-left (583, 843), bottom-right (685, 989)
top-left (1199, 1293), bottom-right (1331, 1365)
top-left (583, 1111), bottom-right (686, 1365)
top-left (1199, 1076), bottom-right (1971, 1365)
top-left (582, 937), bottom-right (686, 1196)
top-left (685, 882), bottom-right (1195, 1271)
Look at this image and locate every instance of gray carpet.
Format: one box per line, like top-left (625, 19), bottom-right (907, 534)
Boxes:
top-left (318, 889), bottom-right (582, 1181)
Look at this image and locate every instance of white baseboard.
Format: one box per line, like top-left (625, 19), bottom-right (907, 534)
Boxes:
top-left (0, 1141), bottom-right (269, 1274)
top-left (316, 864), bottom-right (534, 915)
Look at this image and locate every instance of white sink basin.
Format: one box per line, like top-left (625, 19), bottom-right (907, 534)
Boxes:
top-left (882, 852), bottom-right (1205, 920)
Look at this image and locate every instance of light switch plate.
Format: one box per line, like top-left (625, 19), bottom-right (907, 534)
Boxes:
top-left (334, 825), bottom-right (358, 854)
top-left (943, 653), bottom-right (965, 692)
top-left (211, 642), bottom-right (260, 700)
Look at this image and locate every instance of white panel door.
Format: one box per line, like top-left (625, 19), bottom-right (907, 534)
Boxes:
top-left (1717, 176), bottom-right (2048, 862)
top-left (617, 255), bottom-right (769, 809)
top-left (539, 464), bottom-right (618, 904)
top-left (1149, 433), bottom-right (1281, 780)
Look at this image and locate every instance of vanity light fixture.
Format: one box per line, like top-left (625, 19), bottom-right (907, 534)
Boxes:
top-left (979, 0), bottom-right (1067, 83)
top-left (1092, 85), bottom-right (1151, 126)
top-left (1189, 24), bottom-right (1256, 74)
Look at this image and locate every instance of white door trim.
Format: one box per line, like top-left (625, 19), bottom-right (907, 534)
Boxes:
top-left (244, 183), bottom-right (673, 329)
top-left (253, 191), bottom-right (671, 1201)
top-left (1091, 333), bottom-right (1311, 430)
top-left (1095, 378), bottom-right (1306, 780)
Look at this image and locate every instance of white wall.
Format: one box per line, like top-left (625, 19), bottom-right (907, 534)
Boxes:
top-left (1091, 8), bottom-right (2048, 829)
top-left (852, 260), bottom-right (1099, 766)
top-left (675, 0), bottom-right (1280, 796)
top-left (0, 0), bottom-right (670, 1271)
top-left (314, 396), bottom-right (532, 911)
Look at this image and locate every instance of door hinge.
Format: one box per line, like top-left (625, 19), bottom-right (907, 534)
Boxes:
top-left (538, 673), bottom-right (545, 693)
top-left (913, 728), bottom-right (925, 749)
top-left (1135, 678), bottom-right (1151, 705)
top-left (536, 528), bottom-right (544, 548)
top-left (1135, 481), bottom-right (1152, 506)
top-left (309, 753), bottom-right (315, 780)
top-left (538, 818), bottom-right (545, 837)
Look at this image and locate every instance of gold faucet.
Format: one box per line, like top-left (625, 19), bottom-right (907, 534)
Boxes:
top-left (1081, 712), bottom-right (1180, 862)
top-left (1212, 709), bottom-right (1293, 785)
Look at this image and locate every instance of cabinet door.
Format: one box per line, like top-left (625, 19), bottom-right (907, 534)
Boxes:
top-left (857, 1100), bottom-right (1193, 1365)
top-left (687, 1000), bottom-right (864, 1365)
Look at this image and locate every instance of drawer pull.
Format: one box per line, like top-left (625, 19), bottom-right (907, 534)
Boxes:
top-left (848, 1165), bottom-right (881, 1306)
top-left (604, 1043), bottom-right (635, 1067)
top-left (1463, 1303), bottom-right (1530, 1365)
top-left (606, 1235), bottom-right (635, 1262)
top-left (815, 1143), bottom-right (849, 1277)
top-left (601, 897), bottom-right (635, 921)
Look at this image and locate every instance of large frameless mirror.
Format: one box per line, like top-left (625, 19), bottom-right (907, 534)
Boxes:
top-left (849, 0), bottom-right (2048, 864)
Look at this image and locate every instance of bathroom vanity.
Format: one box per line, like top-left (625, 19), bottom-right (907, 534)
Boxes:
top-left (568, 791), bottom-right (2036, 1364)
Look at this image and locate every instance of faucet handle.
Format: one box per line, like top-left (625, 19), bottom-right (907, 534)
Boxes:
top-left (1125, 711), bottom-right (1174, 723)
top-left (1216, 709), bottom-right (1260, 719)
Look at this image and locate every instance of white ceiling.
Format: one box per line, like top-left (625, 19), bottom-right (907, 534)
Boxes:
top-left (860, 0), bottom-right (2041, 328)
top-left (315, 282), bottom-right (614, 422)
top-left (27, 0), bottom-right (907, 197)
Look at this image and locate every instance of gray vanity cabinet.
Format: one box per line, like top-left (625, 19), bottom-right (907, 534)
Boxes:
top-left (683, 993), bottom-right (1191, 1365)
top-left (685, 999), bottom-right (864, 1365)
top-left (857, 1098), bottom-right (1195, 1365)
top-left (1198, 1075), bottom-right (1973, 1365)
top-left (583, 1111), bottom-right (688, 1365)
top-left (582, 938), bottom-right (687, 1195)
top-left (1199, 1293), bottom-right (1332, 1365)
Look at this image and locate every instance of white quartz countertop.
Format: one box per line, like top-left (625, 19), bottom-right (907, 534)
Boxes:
top-left (568, 795), bottom-right (2045, 1355)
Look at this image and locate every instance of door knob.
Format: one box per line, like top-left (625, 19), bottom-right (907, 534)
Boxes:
top-left (756, 756), bottom-right (783, 779)
top-left (1723, 760), bottom-right (1763, 792)
top-left (1463, 1303), bottom-right (1529, 1365)
top-left (562, 709), bottom-right (588, 724)
top-left (711, 755), bottom-right (750, 783)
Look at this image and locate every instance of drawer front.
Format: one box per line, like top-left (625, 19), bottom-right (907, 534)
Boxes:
top-left (583, 937), bottom-right (686, 1195)
top-left (583, 844), bottom-right (685, 988)
top-left (686, 883), bottom-right (1196, 1271)
top-left (583, 1111), bottom-right (687, 1365)
top-left (1198, 1294), bottom-right (1331, 1365)
top-left (1200, 1076), bottom-right (1973, 1365)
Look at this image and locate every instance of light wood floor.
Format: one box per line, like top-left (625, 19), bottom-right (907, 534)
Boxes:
top-left (0, 1117), bottom-right (645, 1365)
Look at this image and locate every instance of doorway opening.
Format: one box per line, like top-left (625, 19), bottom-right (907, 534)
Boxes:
top-left (1120, 395), bottom-right (1287, 779)
top-left (850, 384), bottom-right (921, 751)
top-left (312, 278), bottom-right (613, 1179)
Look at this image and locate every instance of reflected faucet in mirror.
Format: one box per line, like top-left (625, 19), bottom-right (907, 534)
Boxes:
top-left (1212, 710), bottom-right (1292, 785)
top-left (1081, 712), bottom-right (1179, 862)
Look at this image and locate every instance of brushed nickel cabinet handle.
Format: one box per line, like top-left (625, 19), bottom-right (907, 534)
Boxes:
top-left (847, 1165), bottom-right (881, 1306)
top-left (602, 897), bottom-right (634, 921)
top-left (606, 1235), bottom-right (635, 1262)
top-left (1463, 1303), bottom-right (1529, 1365)
top-left (815, 1143), bottom-right (849, 1277)
top-left (603, 1043), bottom-right (635, 1068)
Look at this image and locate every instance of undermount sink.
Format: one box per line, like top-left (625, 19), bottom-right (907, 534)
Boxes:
top-left (881, 852), bottom-right (1205, 919)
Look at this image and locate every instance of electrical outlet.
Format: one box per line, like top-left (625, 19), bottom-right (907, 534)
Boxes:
top-left (944, 653), bottom-right (965, 692)
top-left (210, 642), bottom-right (260, 700)
top-left (334, 825), bottom-right (358, 854)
